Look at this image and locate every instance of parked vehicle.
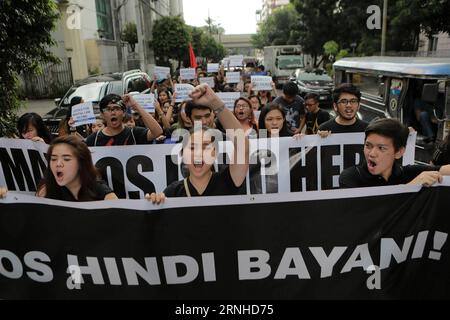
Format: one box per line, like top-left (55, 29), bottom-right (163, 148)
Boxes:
top-left (290, 69), bottom-right (334, 108)
top-left (333, 56), bottom-right (450, 163)
top-left (43, 70), bottom-right (151, 135)
top-left (264, 45), bottom-right (306, 88)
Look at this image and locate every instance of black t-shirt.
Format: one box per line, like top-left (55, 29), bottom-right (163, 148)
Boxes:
top-left (46, 180), bottom-right (114, 201)
top-left (318, 118), bottom-right (369, 133)
top-left (86, 126), bottom-right (149, 146)
top-left (273, 96), bottom-right (305, 129)
top-left (306, 109), bottom-right (331, 134)
top-left (339, 163), bottom-right (441, 188)
top-left (164, 166), bottom-right (245, 197)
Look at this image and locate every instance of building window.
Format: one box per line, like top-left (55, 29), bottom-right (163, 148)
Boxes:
top-left (428, 35), bottom-right (439, 52)
top-left (96, 0), bottom-right (114, 40)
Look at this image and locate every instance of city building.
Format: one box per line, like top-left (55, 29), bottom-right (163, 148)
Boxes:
top-left (217, 34), bottom-right (257, 57)
top-left (418, 32), bottom-right (450, 57)
top-left (260, 0), bottom-right (289, 21)
top-left (52, 0), bottom-right (183, 80)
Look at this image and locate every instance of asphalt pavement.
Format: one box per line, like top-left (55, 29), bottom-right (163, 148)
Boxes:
top-left (18, 99), bottom-right (55, 117)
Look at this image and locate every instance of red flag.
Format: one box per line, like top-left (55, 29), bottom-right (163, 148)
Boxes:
top-left (189, 43), bottom-right (198, 69)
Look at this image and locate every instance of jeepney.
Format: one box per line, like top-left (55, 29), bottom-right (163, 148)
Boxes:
top-left (333, 56), bottom-right (450, 163)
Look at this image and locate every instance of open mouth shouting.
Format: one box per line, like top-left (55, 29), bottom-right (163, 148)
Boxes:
top-left (55, 170), bottom-right (65, 184)
top-left (110, 116), bottom-right (120, 127)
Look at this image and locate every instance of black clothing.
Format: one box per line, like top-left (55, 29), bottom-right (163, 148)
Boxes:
top-left (432, 142), bottom-right (450, 165)
top-left (305, 109), bottom-right (331, 134)
top-left (46, 180), bottom-right (114, 201)
top-left (339, 163), bottom-right (441, 188)
top-left (319, 118), bottom-right (369, 133)
top-left (164, 166), bottom-right (245, 197)
top-left (86, 126), bottom-right (149, 146)
top-left (273, 95), bottom-right (305, 129)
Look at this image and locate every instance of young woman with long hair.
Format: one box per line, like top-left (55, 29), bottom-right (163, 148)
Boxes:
top-left (17, 112), bottom-right (53, 144)
top-left (36, 136), bottom-right (118, 201)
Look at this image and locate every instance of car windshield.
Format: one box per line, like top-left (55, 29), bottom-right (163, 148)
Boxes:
top-left (278, 57), bottom-right (304, 70)
top-left (297, 73), bottom-right (332, 82)
top-left (62, 82), bottom-right (105, 107)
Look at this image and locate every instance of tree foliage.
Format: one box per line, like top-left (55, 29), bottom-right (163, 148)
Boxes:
top-left (277, 0), bottom-right (450, 61)
top-left (151, 16), bottom-right (192, 64)
top-left (252, 4), bottom-right (301, 49)
top-left (121, 22), bottom-right (138, 52)
top-left (0, 0), bottom-right (59, 137)
top-left (151, 16), bottom-right (226, 66)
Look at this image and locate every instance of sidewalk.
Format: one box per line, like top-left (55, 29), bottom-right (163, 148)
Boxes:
top-left (18, 99), bottom-right (56, 117)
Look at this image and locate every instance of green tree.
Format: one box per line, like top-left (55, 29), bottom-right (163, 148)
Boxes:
top-left (0, 0), bottom-right (59, 137)
top-left (252, 4), bottom-right (300, 49)
top-left (187, 25), bottom-right (226, 64)
top-left (150, 16), bottom-right (192, 66)
top-left (121, 22), bottom-right (138, 52)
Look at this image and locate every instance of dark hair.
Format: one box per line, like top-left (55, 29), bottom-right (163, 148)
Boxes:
top-left (99, 94), bottom-right (125, 113)
top-left (38, 136), bottom-right (101, 201)
top-left (282, 82), bottom-right (299, 97)
top-left (184, 101), bottom-right (212, 120)
top-left (17, 113), bottom-right (53, 144)
top-left (258, 103), bottom-right (293, 137)
top-left (233, 98), bottom-right (258, 129)
top-left (249, 95), bottom-right (262, 109)
top-left (157, 89), bottom-right (172, 103)
top-left (304, 93), bottom-right (319, 103)
top-left (333, 83), bottom-right (361, 104)
top-left (123, 113), bottom-right (133, 123)
top-left (365, 118), bottom-right (409, 151)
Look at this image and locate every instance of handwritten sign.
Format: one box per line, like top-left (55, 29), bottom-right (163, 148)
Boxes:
top-left (133, 94), bottom-right (155, 113)
top-left (226, 72), bottom-right (241, 84)
top-left (175, 84), bottom-right (195, 103)
top-left (180, 68), bottom-right (196, 80)
top-left (154, 66), bottom-right (170, 80)
top-left (229, 55), bottom-right (244, 67)
top-left (217, 92), bottom-right (241, 110)
top-left (207, 63), bottom-right (219, 73)
top-left (71, 102), bottom-right (96, 127)
top-left (200, 77), bottom-right (215, 88)
top-left (251, 76), bottom-right (273, 91)
top-left (254, 111), bottom-right (261, 122)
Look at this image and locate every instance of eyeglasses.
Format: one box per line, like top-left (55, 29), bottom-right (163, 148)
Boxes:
top-left (103, 105), bottom-right (124, 113)
top-left (236, 104), bottom-right (250, 109)
top-left (337, 99), bottom-right (359, 106)
top-left (305, 103), bottom-right (318, 107)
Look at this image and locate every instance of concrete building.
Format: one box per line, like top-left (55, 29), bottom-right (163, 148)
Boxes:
top-left (52, 0), bottom-right (183, 80)
top-left (418, 32), bottom-right (450, 57)
top-left (218, 34), bottom-right (257, 57)
top-left (260, 0), bottom-right (289, 21)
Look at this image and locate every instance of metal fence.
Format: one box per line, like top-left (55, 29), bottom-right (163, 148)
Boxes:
top-left (385, 50), bottom-right (450, 57)
top-left (19, 58), bottom-right (74, 99)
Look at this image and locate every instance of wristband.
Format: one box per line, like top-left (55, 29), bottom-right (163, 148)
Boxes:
top-left (213, 104), bottom-right (226, 117)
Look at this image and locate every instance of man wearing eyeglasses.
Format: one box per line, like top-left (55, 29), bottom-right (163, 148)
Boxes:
top-left (85, 94), bottom-right (163, 147)
top-left (318, 83), bottom-right (369, 136)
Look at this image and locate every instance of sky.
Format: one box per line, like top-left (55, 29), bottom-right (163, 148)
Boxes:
top-left (183, 0), bottom-right (262, 35)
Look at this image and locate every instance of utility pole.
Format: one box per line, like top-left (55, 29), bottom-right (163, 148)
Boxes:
top-left (113, 0), bottom-right (129, 72)
top-left (381, 0), bottom-right (388, 56)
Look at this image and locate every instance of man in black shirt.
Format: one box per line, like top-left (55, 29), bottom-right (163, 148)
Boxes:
top-left (273, 82), bottom-right (305, 133)
top-left (304, 93), bottom-right (331, 135)
top-left (318, 83), bottom-right (369, 136)
top-left (86, 94), bottom-right (163, 146)
top-left (340, 118), bottom-right (450, 188)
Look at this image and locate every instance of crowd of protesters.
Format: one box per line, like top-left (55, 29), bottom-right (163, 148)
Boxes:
top-left (1, 63), bottom-right (450, 202)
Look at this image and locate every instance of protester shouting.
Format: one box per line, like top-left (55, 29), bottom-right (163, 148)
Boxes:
top-left (147, 83), bottom-right (249, 203)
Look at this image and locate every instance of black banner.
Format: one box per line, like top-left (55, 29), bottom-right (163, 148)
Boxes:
top-left (1, 184), bottom-right (450, 300)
